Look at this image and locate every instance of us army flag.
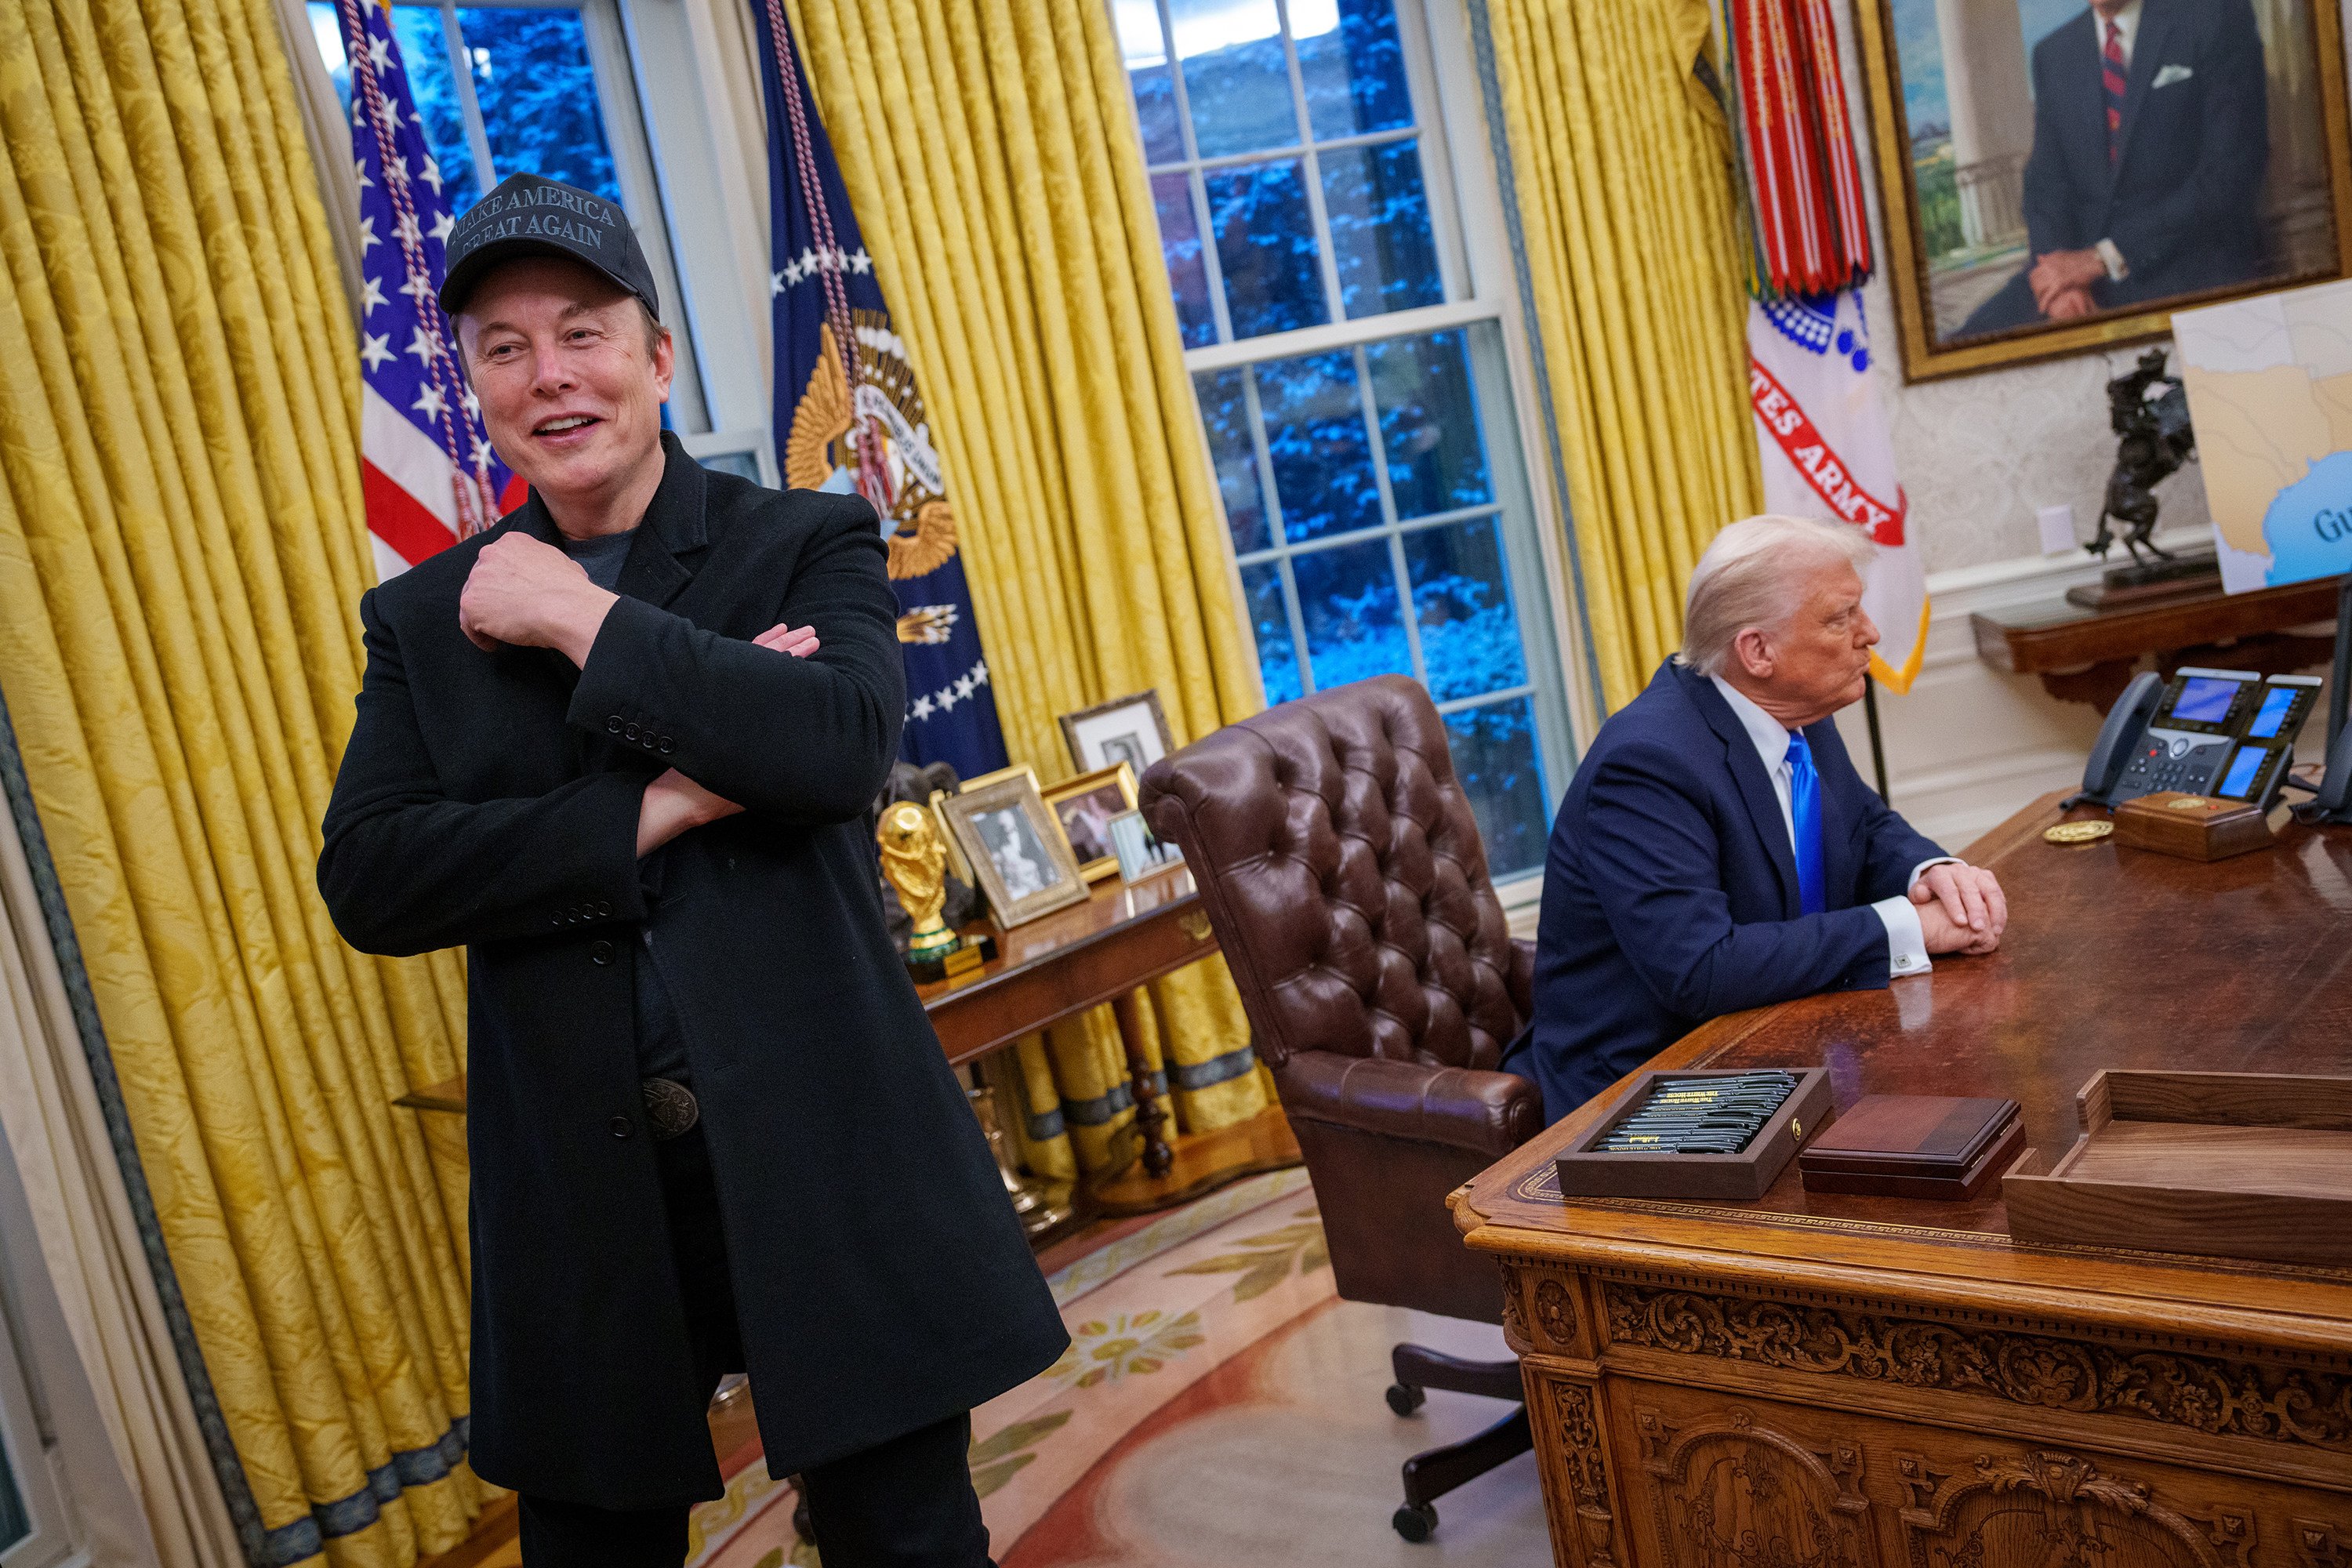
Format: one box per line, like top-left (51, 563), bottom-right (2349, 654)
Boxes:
top-left (1747, 289), bottom-right (1929, 692)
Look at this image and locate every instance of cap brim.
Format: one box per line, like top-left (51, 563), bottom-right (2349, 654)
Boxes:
top-left (437, 238), bottom-right (647, 319)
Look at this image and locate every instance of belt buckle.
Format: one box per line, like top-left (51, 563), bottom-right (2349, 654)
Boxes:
top-left (641, 1077), bottom-right (699, 1140)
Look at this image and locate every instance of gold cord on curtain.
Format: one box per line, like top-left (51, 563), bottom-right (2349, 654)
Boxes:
top-left (0, 0), bottom-right (484, 1561)
top-left (1479, 0), bottom-right (1762, 711)
top-left (782, 0), bottom-right (1275, 1167)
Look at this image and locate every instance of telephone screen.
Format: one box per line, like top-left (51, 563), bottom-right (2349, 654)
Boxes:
top-left (2171, 677), bottom-right (2240, 726)
top-left (2219, 746), bottom-right (2268, 799)
top-left (2246, 685), bottom-right (2303, 739)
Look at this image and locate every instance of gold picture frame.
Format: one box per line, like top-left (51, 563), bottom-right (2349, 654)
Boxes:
top-left (1851, 0), bottom-right (2352, 381)
top-left (1041, 763), bottom-right (1140, 884)
top-left (936, 772), bottom-right (1091, 927)
top-left (1057, 689), bottom-right (1177, 776)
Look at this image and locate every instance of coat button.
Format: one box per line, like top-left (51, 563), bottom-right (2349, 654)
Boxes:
top-left (606, 715), bottom-right (622, 734)
top-left (597, 898), bottom-right (614, 916)
top-left (658, 736), bottom-right (675, 754)
top-left (608, 1116), bottom-right (633, 1139)
top-left (590, 940), bottom-right (615, 964)
top-left (623, 722), bottom-right (641, 741)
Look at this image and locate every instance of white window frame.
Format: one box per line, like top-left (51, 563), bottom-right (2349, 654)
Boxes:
top-left (0, 1146), bottom-right (85, 1568)
top-left (1127, 0), bottom-right (1593, 899)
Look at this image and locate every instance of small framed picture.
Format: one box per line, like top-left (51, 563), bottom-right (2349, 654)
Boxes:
top-left (1106, 808), bottom-right (1183, 884)
top-left (938, 773), bottom-right (1091, 927)
top-left (1058, 690), bottom-right (1176, 777)
top-left (1043, 764), bottom-right (1139, 884)
top-left (926, 787), bottom-right (976, 888)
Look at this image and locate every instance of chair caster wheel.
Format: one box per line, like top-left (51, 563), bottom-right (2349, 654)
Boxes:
top-left (1393, 1502), bottom-right (1438, 1542)
top-left (1385, 1382), bottom-right (1426, 1417)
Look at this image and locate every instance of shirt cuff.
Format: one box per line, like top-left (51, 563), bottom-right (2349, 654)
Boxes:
top-left (2095, 238), bottom-right (2129, 281)
top-left (1874, 895), bottom-right (1933, 978)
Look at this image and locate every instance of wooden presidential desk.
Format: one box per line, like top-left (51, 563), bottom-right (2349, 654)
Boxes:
top-left (1454, 793), bottom-right (2352, 1568)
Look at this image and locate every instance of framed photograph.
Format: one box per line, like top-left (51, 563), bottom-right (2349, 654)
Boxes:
top-left (1107, 809), bottom-right (1183, 883)
top-left (1058, 689), bottom-right (1177, 776)
top-left (926, 787), bottom-right (976, 888)
top-left (938, 774), bottom-right (1090, 927)
top-left (1853, 0), bottom-right (2352, 379)
top-left (1043, 764), bottom-right (1140, 883)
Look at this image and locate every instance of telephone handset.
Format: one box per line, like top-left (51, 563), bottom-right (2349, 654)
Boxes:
top-left (2071, 667), bottom-right (2320, 811)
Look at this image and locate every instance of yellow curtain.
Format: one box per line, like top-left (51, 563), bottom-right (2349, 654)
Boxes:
top-left (0, 0), bottom-right (484, 1563)
top-left (784, 0), bottom-right (1272, 1166)
top-left (1483, 0), bottom-right (1762, 710)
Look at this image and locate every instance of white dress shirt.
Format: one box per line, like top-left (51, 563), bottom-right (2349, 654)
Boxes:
top-left (2092, 0), bottom-right (2145, 281)
top-left (1709, 676), bottom-right (1951, 978)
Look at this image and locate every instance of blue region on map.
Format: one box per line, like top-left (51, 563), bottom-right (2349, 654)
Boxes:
top-left (2263, 451), bottom-right (2352, 586)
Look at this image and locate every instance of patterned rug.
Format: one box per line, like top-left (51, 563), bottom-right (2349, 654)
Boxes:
top-left (682, 1168), bottom-right (1331, 1568)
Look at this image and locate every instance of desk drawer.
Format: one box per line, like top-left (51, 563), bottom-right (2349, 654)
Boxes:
top-left (1525, 1370), bottom-right (2351, 1568)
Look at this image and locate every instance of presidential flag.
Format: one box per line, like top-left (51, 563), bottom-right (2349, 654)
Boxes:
top-left (746, 0), bottom-right (1008, 778)
top-left (336, 0), bottom-right (521, 583)
top-left (1748, 290), bottom-right (1929, 692)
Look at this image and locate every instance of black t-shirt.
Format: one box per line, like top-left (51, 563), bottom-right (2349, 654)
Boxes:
top-left (563, 528), bottom-right (692, 1089)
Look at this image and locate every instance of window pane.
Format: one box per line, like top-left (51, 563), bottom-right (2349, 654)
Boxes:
top-left (1206, 158), bottom-right (1327, 338)
top-left (1367, 330), bottom-right (1490, 517)
top-left (1297, 0), bottom-right (1414, 142)
top-left (1154, 173), bottom-right (1216, 348)
top-left (457, 7), bottom-right (621, 207)
top-left (1242, 561), bottom-right (1302, 703)
top-left (1194, 368), bottom-right (1270, 552)
top-left (389, 6), bottom-right (481, 214)
top-left (1444, 697), bottom-right (1548, 877)
top-left (1405, 518), bottom-right (1526, 702)
top-left (1254, 351), bottom-right (1379, 542)
top-left (1294, 539), bottom-right (1410, 690)
top-left (1320, 138), bottom-right (1440, 319)
top-left (1169, 0), bottom-right (1298, 159)
top-left (307, 2), bottom-right (351, 118)
top-left (0, 1430), bottom-right (27, 1554)
top-left (1114, 1), bottom-right (1184, 164)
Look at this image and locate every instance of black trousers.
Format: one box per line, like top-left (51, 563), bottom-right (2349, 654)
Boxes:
top-left (517, 1130), bottom-right (995, 1568)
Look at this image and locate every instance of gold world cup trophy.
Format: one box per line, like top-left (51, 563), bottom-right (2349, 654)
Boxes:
top-left (877, 801), bottom-right (988, 981)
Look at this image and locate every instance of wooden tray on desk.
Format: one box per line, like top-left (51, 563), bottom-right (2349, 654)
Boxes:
top-left (2005, 1069), bottom-right (2352, 1268)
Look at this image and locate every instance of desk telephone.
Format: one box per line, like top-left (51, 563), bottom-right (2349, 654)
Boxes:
top-left (2077, 668), bottom-right (2322, 811)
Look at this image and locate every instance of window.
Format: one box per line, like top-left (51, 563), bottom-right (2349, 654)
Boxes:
top-left (307, 0), bottom-right (779, 468)
top-left (1115, 0), bottom-right (1573, 882)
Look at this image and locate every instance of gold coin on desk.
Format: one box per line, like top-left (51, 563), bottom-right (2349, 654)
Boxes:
top-left (2043, 820), bottom-right (2113, 844)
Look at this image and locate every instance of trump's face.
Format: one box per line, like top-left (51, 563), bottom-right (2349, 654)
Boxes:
top-left (1736, 562), bottom-right (1878, 728)
top-left (456, 255), bottom-right (673, 522)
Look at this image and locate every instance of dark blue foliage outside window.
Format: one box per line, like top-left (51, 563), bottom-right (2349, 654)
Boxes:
top-left (1294, 539), bottom-right (1412, 688)
top-left (388, 6), bottom-right (484, 214)
top-left (458, 8), bottom-right (622, 209)
top-left (1241, 562), bottom-right (1301, 704)
top-left (1321, 139), bottom-right (1440, 319)
top-left (1446, 699), bottom-right (1547, 875)
top-left (1255, 350), bottom-right (1380, 543)
top-left (1195, 368), bottom-right (1269, 552)
top-left (1369, 331), bottom-right (1490, 516)
top-left (1298, 0), bottom-right (1414, 141)
top-left (1406, 519), bottom-right (1527, 702)
top-left (1205, 159), bottom-right (1327, 338)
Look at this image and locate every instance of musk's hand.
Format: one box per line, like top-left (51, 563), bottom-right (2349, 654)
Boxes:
top-left (632, 621), bottom-right (818, 855)
top-left (459, 533), bottom-right (619, 662)
top-left (1911, 862), bottom-right (2005, 954)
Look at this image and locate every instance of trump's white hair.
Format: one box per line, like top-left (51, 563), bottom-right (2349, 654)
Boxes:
top-left (1678, 514), bottom-right (1875, 678)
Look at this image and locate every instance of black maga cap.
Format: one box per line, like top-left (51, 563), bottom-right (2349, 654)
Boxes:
top-left (438, 172), bottom-right (659, 319)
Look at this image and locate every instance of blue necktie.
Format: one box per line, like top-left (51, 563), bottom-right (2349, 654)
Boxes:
top-left (1785, 732), bottom-right (1826, 916)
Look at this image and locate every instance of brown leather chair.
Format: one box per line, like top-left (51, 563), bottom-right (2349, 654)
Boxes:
top-left (1139, 674), bottom-right (1544, 1542)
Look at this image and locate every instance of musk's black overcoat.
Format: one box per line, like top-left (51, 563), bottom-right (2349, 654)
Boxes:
top-left (318, 434), bottom-right (1067, 1507)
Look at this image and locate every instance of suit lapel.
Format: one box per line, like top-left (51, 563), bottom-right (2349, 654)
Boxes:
top-left (1680, 666), bottom-right (1800, 918)
top-left (2114, 0), bottom-right (2172, 176)
top-left (615, 434), bottom-right (710, 611)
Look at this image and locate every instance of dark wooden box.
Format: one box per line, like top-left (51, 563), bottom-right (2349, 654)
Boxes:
top-left (1797, 1094), bottom-right (2026, 1200)
top-left (1555, 1067), bottom-right (1832, 1202)
top-left (2004, 1069), bottom-right (2352, 1267)
top-left (2111, 790), bottom-right (2273, 861)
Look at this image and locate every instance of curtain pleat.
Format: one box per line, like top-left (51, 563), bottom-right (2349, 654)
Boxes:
top-left (0, 0), bottom-right (483, 1560)
top-left (1480, 0), bottom-right (1762, 710)
top-left (783, 0), bottom-right (1272, 1159)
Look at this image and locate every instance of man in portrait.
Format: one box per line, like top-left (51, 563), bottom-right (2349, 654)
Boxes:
top-left (1958, 0), bottom-right (2270, 336)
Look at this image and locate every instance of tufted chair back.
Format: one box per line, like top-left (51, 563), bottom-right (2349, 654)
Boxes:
top-left (1142, 676), bottom-right (1544, 1324)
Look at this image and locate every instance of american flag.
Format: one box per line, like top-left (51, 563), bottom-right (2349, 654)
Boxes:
top-left (336, 0), bottom-right (522, 582)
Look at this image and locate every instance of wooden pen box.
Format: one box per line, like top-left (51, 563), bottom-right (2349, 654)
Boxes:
top-left (2003, 1069), bottom-right (2352, 1268)
top-left (1555, 1067), bottom-right (1832, 1203)
top-left (2111, 791), bottom-right (2272, 861)
top-left (1797, 1094), bottom-right (2025, 1200)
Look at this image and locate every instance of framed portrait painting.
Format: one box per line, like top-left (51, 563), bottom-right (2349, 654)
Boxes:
top-left (1853, 0), bottom-right (2352, 379)
top-left (937, 774), bottom-right (1090, 927)
top-left (1058, 690), bottom-right (1177, 777)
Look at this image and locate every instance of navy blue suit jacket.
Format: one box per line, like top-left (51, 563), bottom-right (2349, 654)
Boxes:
top-left (2020, 0), bottom-right (2268, 304)
top-left (1503, 662), bottom-right (1947, 1122)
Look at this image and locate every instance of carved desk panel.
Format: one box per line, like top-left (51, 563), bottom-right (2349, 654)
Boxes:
top-left (1459, 796), bottom-right (2352, 1566)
